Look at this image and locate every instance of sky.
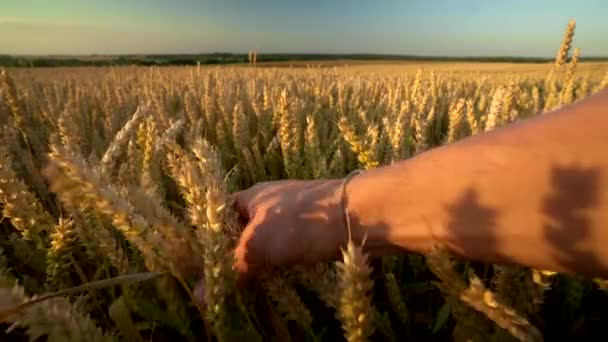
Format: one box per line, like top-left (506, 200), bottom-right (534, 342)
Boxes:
top-left (1, 0), bottom-right (607, 57)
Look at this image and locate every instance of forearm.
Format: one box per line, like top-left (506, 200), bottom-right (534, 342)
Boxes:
top-left (346, 89), bottom-right (608, 278)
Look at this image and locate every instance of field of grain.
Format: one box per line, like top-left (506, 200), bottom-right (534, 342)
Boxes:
top-left (1, 20), bottom-right (608, 342)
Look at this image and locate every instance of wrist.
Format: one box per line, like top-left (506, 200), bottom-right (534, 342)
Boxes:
top-left (342, 161), bottom-right (442, 257)
top-left (340, 169), bottom-right (394, 256)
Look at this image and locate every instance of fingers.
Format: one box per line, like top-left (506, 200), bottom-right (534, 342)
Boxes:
top-left (232, 218), bottom-right (268, 284)
top-left (231, 180), bottom-right (297, 284)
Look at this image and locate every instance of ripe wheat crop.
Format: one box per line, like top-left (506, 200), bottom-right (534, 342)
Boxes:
top-left (1, 20), bottom-right (608, 342)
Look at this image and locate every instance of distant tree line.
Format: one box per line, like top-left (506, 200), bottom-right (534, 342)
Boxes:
top-left (1, 53), bottom-right (607, 68)
top-left (0, 54), bottom-right (247, 67)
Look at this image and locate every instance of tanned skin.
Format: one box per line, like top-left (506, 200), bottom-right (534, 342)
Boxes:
top-left (232, 89), bottom-right (608, 282)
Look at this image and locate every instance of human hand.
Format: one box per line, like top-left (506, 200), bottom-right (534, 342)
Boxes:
top-left (232, 179), bottom-right (347, 282)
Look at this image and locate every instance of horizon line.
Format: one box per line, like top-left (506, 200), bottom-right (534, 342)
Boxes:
top-left (4, 52), bottom-right (608, 60)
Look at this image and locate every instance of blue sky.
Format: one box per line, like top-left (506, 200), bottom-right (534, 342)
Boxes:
top-left (1, 0), bottom-right (606, 56)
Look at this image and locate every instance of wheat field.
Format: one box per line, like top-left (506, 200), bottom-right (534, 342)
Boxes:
top-left (1, 20), bottom-right (608, 342)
